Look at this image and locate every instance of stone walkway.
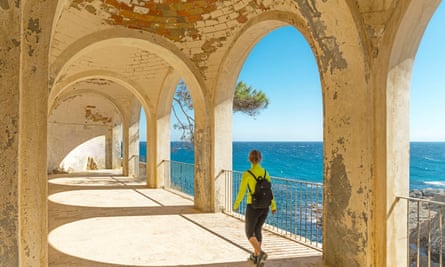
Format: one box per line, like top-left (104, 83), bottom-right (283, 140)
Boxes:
top-left (48, 173), bottom-right (324, 267)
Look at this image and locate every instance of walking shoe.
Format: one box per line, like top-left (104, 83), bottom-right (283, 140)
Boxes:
top-left (256, 251), bottom-right (267, 266)
top-left (248, 253), bottom-right (257, 264)
top-left (260, 250), bottom-right (268, 261)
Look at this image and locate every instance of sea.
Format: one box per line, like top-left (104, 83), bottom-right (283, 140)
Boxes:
top-left (140, 141), bottom-right (445, 191)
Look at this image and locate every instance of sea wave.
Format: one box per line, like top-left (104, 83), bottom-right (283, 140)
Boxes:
top-left (423, 156), bottom-right (444, 163)
top-left (423, 181), bottom-right (445, 187)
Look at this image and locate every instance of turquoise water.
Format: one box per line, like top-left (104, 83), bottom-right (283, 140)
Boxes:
top-left (140, 141), bottom-right (445, 190)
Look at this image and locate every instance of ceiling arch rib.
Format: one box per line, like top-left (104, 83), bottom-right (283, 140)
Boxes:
top-left (48, 70), bottom-right (152, 121)
top-left (50, 28), bottom-right (208, 119)
top-left (156, 67), bottom-right (182, 118)
top-left (51, 87), bottom-right (127, 124)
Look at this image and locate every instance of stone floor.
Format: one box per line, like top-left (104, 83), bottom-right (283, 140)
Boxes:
top-left (48, 172), bottom-right (324, 267)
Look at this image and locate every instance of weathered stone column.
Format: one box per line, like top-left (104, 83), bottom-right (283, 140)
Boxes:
top-left (105, 126), bottom-right (113, 169)
top-left (1, 3), bottom-right (48, 267)
top-left (193, 120), bottom-right (214, 212)
top-left (122, 119), bottom-right (129, 176)
top-left (0, 3), bottom-right (21, 266)
top-left (298, 2), bottom-right (374, 266)
top-left (371, 1), bottom-right (441, 266)
top-left (112, 123), bottom-right (122, 169)
top-left (155, 113), bottom-right (170, 188)
top-left (153, 70), bottom-right (180, 189)
top-left (146, 113), bottom-right (157, 188)
top-left (189, 81), bottom-right (213, 212)
top-left (128, 102), bottom-right (140, 177)
top-left (323, 78), bottom-right (373, 267)
top-left (0, 1), bottom-right (52, 266)
top-left (213, 99), bottom-right (233, 211)
top-left (19, 2), bottom-right (51, 265)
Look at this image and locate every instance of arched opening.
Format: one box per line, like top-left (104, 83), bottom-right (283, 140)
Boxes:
top-left (382, 1), bottom-right (442, 266)
top-left (230, 25), bottom-right (323, 246)
top-left (410, 2), bottom-right (445, 188)
top-left (169, 80), bottom-right (195, 196)
top-left (408, 2), bottom-right (445, 266)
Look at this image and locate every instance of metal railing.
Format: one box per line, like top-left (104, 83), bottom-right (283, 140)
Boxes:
top-left (163, 160), bottom-right (195, 197)
top-left (151, 160), bottom-right (445, 264)
top-left (161, 160), bottom-right (323, 250)
top-left (398, 196), bottom-right (444, 267)
top-left (223, 169), bottom-right (323, 250)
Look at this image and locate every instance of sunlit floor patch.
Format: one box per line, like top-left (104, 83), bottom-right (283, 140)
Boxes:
top-left (49, 176), bottom-right (146, 187)
top-left (48, 177), bottom-right (122, 186)
top-left (48, 215), bottom-right (247, 266)
top-left (48, 189), bottom-right (160, 207)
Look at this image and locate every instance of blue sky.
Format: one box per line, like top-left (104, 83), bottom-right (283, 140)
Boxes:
top-left (142, 3), bottom-right (445, 142)
top-left (410, 3), bottom-right (445, 141)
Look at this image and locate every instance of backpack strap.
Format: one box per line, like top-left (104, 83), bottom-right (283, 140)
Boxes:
top-left (247, 170), bottom-right (258, 180)
top-left (246, 169), bottom-right (267, 193)
top-left (246, 170), bottom-right (258, 194)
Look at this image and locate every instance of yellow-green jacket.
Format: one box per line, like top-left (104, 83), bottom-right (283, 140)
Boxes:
top-left (233, 163), bottom-right (277, 211)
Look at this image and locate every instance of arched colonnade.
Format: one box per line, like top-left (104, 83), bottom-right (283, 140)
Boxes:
top-left (0, 0), bottom-right (441, 266)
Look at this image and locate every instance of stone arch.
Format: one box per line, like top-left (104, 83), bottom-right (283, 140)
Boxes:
top-left (213, 5), bottom-right (371, 265)
top-left (48, 71), bottom-right (148, 178)
top-left (377, 1), bottom-right (442, 266)
top-left (212, 11), bottom-right (309, 211)
top-left (212, 10), bottom-right (312, 187)
top-left (49, 28), bottom-right (208, 120)
top-left (48, 70), bottom-right (151, 118)
top-left (49, 28), bottom-right (213, 210)
top-left (149, 68), bottom-right (182, 188)
top-left (48, 89), bottom-right (125, 173)
top-left (49, 0), bottom-right (70, 50)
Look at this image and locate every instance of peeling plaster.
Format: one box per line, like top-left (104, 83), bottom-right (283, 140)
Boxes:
top-left (25, 18), bottom-right (42, 56)
top-left (0, 203), bottom-right (18, 266)
top-left (10, 39), bottom-right (20, 49)
top-left (295, 0), bottom-right (347, 74)
top-left (325, 153), bottom-right (364, 266)
top-left (27, 18), bottom-right (41, 34)
top-left (100, 0), bottom-right (219, 42)
top-left (85, 78), bottom-right (111, 86)
top-left (0, 0), bottom-right (9, 10)
top-left (0, 116), bottom-right (17, 150)
top-left (324, 147), bottom-right (370, 266)
top-left (84, 106), bottom-right (112, 123)
top-left (85, 4), bottom-right (97, 14)
top-left (0, 0), bottom-right (17, 9)
top-left (0, 59), bottom-right (4, 79)
top-left (326, 153), bottom-right (351, 221)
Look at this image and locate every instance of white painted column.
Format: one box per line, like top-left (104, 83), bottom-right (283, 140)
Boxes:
top-left (213, 99), bottom-right (233, 211)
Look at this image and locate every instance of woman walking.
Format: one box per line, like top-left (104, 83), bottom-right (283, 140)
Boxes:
top-left (233, 150), bottom-right (277, 266)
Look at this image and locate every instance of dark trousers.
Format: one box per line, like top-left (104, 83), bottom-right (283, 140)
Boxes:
top-left (245, 204), bottom-right (269, 242)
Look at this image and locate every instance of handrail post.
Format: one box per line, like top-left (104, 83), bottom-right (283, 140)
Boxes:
top-left (397, 195), bottom-right (445, 267)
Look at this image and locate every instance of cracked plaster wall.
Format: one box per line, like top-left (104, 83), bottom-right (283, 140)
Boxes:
top-left (48, 93), bottom-right (121, 173)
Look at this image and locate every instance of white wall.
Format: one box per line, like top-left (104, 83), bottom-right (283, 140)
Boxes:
top-left (47, 93), bottom-right (121, 173)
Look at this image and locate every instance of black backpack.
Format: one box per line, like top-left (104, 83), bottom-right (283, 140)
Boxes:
top-left (247, 170), bottom-right (273, 209)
